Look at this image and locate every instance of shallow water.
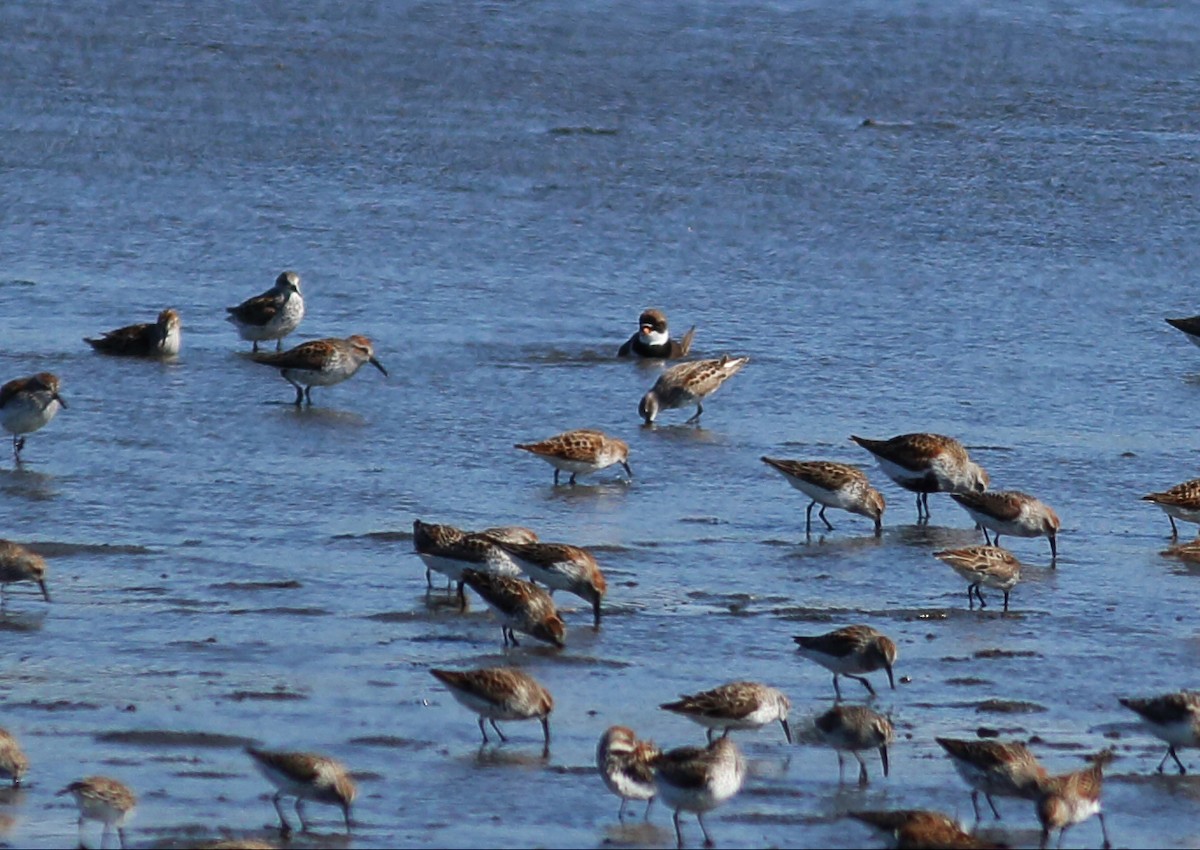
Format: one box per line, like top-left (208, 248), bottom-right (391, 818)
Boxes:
top-left (2, 1), bottom-right (1200, 848)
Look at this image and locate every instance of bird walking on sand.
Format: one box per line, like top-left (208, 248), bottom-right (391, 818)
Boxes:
top-left (761, 457), bottom-right (886, 536)
top-left (1141, 478), bottom-right (1200, 540)
top-left (58, 775), bottom-right (137, 849)
top-left (660, 681), bottom-right (792, 744)
top-left (849, 432), bottom-right (988, 522)
top-left (793, 625), bottom-right (897, 699)
top-left (950, 489), bottom-right (1060, 562)
top-left (597, 725), bottom-right (660, 821)
top-left (432, 666), bottom-right (554, 756)
top-left (935, 737), bottom-right (1048, 822)
top-left (514, 428), bottom-right (632, 486)
top-left (1036, 749), bottom-right (1114, 850)
top-left (653, 736), bottom-right (746, 849)
top-left (1118, 690), bottom-right (1200, 774)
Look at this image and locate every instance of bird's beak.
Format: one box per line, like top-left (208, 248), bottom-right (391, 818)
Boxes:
top-left (370, 358), bottom-right (388, 377)
top-left (54, 394), bottom-right (68, 409)
top-left (38, 580), bottom-right (50, 602)
top-left (886, 664), bottom-right (895, 690)
top-left (880, 745), bottom-right (889, 777)
top-left (780, 718), bottom-right (793, 744)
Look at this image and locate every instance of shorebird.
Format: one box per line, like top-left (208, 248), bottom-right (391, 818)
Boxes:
top-left (514, 428), bottom-right (632, 486)
top-left (850, 432), bottom-right (988, 522)
top-left (491, 540), bottom-right (607, 627)
top-left (935, 737), bottom-right (1048, 821)
top-left (1119, 690), bottom-right (1200, 774)
top-left (814, 704), bottom-right (894, 786)
top-left (618, 308), bottom-right (696, 359)
top-left (1165, 315), bottom-right (1200, 349)
top-left (950, 489), bottom-right (1060, 561)
top-left (793, 625), bottom-right (897, 699)
top-left (85, 308), bottom-right (182, 357)
top-left (0, 539), bottom-right (50, 603)
top-left (660, 681), bottom-right (792, 744)
top-left (1036, 749), bottom-right (1114, 850)
top-left (1141, 478), bottom-right (1200, 540)
top-left (432, 667), bottom-right (554, 756)
top-left (57, 775), bottom-right (137, 849)
top-left (0, 728), bottom-right (28, 787)
top-left (226, 270), bottom-right (305, 352)
top-left (245, 746), bottom-right (356, 836)
top-left (411, 520), bottom-right (522, 603)
top-left (761, 457), bottom-right (885, 535)
top-left (652, 736), bottom-right (746, 849)
top-left (0, 372), bottom-right (66, 462)
top-left (460, 569), bottom-right (566, 649)
top-left (639, 354), bottom-right (749, 425)
top-left (597, 726), bottom-right (660, 821)
top-left (934, 545), bottom-right (1022, 611)
top-left (848, 809), bottom-right (1005, 850)
top-left (252, 335), bottom-right (387, 405)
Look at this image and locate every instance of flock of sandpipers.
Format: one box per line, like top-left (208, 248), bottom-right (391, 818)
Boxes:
top-left (1, 285), bottom-right (1200, 849)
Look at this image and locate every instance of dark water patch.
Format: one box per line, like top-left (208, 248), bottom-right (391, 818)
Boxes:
top-left (229, 607), bottom-right (330, 617)
top-left (171, 770), bottom-right (243, 782)
top-left (727, 811), bottom-right (827, 826)
top-left (210, 580), bottom-right (302, 591)
top-left (973, 648), bottom-right (1043, 660)
top-left (227, 689), bottom-right (307, 703)
top-left (409, 633), bottom-right (480, 645)
top-left (95, 730), bottom-right (256, 748)
top-left (126, 586), bottom-right (171, 595)
top-left (9, 699), bottom-right (100, 711)
top-left (348, 735), bottom-right (435, 750)
top-left (975, 699), bottom-right (1048, 714)
top-left (585, 542), bottom-right (633, 554)
top-left (333, 529), bottom-right (412, 543)
top-left (0, 612), bottom-right (46, 633)
top-left (547, 764), bottom-right (594, 777)
top-left (546, 126), bottom-right (618, 136)
top-left (27, 542), bottom-right (156, 557)
top-left (680, 516), bottom-right (723, 525)
top-left (945, 677), bottom-right (993, 687)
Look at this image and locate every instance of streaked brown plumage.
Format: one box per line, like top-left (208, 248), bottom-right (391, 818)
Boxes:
top-left (950, 490), bottom-right (1060, 561)
top-left (935, 737), bottom-right (1047, 821)
top-left (0, 372), bottom-right (67, 462)
top-left (460, 569), bottom-right (566, 649)
top-left (57, 775), bottom-right (137, 849)
top-left (850, 432), bottom-right (988, 521)
top-left (84, 308), bottom-right (181, 357)
top-left (252, 335), bottom-right (387, 406)
top-left (639, 354), bottom-right (750, 424)
top-left (597, 726), bottom-right (660, 820)
top-left (660, 681), bottom-right (792, 744)
top-left (652, 736), bottom-right (746, 849)
top-left (0, 539), bottom-right (49, 603)
top-left (514, 428), bottom-right (632, 485)
top-left (245, 746), bottom-right (356, 836)
top-left (814, 704), bottom-right (894, 786)
top-left (1036, 749), bottom-right (1113, 850)
top-left (934, 546), bottom-right (1022, 611)
top-left (492, 540), bottom-right (607, 627)
top-left (761, 457), bottom-right (886, 535)
top-left (1141, 478), bottom-right (1200, 540)
top-left (1119, 690), bottom-right (1200, 774)
top-left (431, 666), bottom-right (554, 755)
top-left (226, 271), bottom-right (304, 352)
top-left (0, 728), bottom-right (29, 787)
top-left (849, 809), bottom-right (1009, 849)
top-left (793, 625), bottom-right (897, 699)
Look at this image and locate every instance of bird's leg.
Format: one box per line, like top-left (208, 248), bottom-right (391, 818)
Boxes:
top-left (569, 472), bottom-right (577, 486)
top-left (553, 469), bottom-right (560, 486)
top-left (819, 505), bottom-right (834, 531)
top-left (1170, 516), bottom-right (1179, 540)
top-left (304, 386), bottom-right (313, 405)
top-left (686, 403), bottom-right (704, 424)
top-left (697, 811), bottom-right (714, 848)
top-left (970, 790), bottom-right (982, 822)
top-left (1002, 590), bottom-right (1010, 612)
top-left (272, 791), bottom-right (293, 835)
top-left (295, 798), bottom-right (311, 832)
top-left (832, 675), bottom-right (843, 701)
top-left (848, 673), bottom-right (877, 696)
top-left (986, 793), bottom-right (1001, 819)
top-left (478, 715), bottom-right (490, 744)
top-left (855, 752), bottom-right (869, 786)
top-left (490, 718), bottom-right (508, 742)
top-left (805, 501), bottom-right (815, 535)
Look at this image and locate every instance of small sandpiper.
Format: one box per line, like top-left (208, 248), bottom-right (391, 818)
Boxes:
top-left (491, 540), bottom-right (607, 627)
top-left (935, 737), bottom-right (1048, 821)
top-left (0, 539), bottom-right (50, 603)
top-left (460, 569), bottom-right (566, 649)
top-left (639, 354), bottom-right (749, 425)
top-left (660, 681), bottom-right (792, 744)
top-left (652, 736), bottom-right (746, 849)
top-left (85, 308), bottom-right (182, 358)
top-left (1141, 478), bottom-right (1200, 540)
top-left (0, 372), bottom-right (66, 463)
top-left (514, 428), bottom-right (632, 486)
top-left (226, 270), bottom-right (305, 352)
top-left (597, 725), bottom-right (660, 821)
top-left (793, 624), bottom-right (897, 700)
top-left (1036, 749), bottom-right (1114, 850)
top-left (848, 809), bottom-right (1004, 849)
top-left (950, 489), bottom-right (1060, 561)
top-left (411, 520), bottom-right (522, 603)
top-left (0, 728), bottom-right (29, 787)
top-left (814, 704), bottom-right (894, 786)
top-left (617, 308), bottom-right (696, 359)
top-left (245, 746), bottom-right (356, 836)
top-left (57, 775), bottom-right (137, 849)
top-left (431, 666), bottom-right (554, 756)
top-left (1118, 690), bottom-right (1200, 774)
top-left (850, 432), bottom-right (988, 522)
top-left (252, 335), bottom-right (387, 406)
top-left (934, 545), bottom-right (1022, 611)
top-left (761, 457), bottom-right (885, 536)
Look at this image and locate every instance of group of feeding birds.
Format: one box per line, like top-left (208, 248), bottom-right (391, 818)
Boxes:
top-left (2, 291), bottom-right (1200, 848)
